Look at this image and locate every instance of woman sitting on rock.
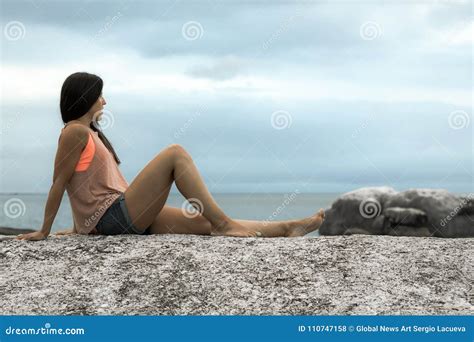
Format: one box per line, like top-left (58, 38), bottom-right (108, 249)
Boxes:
top-left (16, 72), bottom-right (325, 241)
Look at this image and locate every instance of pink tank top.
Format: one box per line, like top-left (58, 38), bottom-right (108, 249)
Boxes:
top-left (61, 123), bottom-right (129, 234)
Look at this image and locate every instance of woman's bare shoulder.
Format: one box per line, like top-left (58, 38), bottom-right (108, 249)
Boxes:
top-left (58, 124), bottom-right (90, 147)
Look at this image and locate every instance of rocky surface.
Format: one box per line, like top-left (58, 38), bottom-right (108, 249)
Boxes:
top-left (0, 227), bottom-right (34, 235)
top-left (320, 187), bottom-right (474, 238)
top-left (0, 234), bottom-right (472, 315)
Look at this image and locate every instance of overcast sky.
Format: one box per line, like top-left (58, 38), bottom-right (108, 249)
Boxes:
top-left (0, 0), bottom-right (472, 194)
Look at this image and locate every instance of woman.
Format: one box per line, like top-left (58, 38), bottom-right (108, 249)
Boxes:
top-left (16, 72), bottom-right (325, 241)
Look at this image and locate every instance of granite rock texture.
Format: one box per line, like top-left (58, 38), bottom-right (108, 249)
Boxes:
top-left (0, 234), bottom-right (472, 315)
top-left (320, 187), bottom-right (473, 237)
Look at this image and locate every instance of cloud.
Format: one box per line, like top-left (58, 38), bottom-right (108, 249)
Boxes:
top-left (0, 0), bottom-right (471, 193)
top-left (185, 55), bottom-right (248, 80)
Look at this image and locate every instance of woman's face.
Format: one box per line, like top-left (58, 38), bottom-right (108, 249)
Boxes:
top-left (89, 93), bottom-right (107, 120)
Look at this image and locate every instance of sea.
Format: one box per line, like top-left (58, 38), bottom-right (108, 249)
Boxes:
top-left (0, 192), bottom-right (340, 236)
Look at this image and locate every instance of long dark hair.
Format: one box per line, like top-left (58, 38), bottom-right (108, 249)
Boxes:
top-left (60, 72), bottom-right (121, 164)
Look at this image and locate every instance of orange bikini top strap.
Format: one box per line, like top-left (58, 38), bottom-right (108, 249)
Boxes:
top-left (75, 132), bottom-right (96, 172)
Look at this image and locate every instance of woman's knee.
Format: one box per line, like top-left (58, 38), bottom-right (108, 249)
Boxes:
top-left (166, 144), bottom-right (191, 160)
top-left (168, 143), bottom-right (185, 152)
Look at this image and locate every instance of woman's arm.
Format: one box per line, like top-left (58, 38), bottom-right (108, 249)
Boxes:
top-left (16, 125), bottom-right (89, 241)
top-left (39, 182), bottom-right (68, 236)
top-left (17, 182), bottom-right (71, 240)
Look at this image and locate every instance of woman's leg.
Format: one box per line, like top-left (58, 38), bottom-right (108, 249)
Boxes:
top-left (150, 205), bottom-right (325, 237)
top-left (124, 144), bottom-right (257, 237)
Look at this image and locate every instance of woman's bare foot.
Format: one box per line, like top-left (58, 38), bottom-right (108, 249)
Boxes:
top-left (211, 219), bottom-right (257, 237)
top-left (287, 208), bottom-right (325, 237)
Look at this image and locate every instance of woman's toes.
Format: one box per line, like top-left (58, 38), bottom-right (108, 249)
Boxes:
top-left (317, 208), bottom-right (325, 219)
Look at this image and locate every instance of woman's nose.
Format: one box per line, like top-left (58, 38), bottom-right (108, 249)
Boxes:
top-left (102, 97), bottom-right (107, 105)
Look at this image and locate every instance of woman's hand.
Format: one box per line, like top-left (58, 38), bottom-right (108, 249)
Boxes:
top-left (54, 228), bottom-right (75, 236)
top-left (16, 231), bottom-right (48, 241)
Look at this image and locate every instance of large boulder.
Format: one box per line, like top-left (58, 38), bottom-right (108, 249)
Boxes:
top-left (321, 186), bottom-right (396, 236)
top-left (320, 187), bottom-right (473, 238)
top-left (0, 234), bottom-right (472, 315)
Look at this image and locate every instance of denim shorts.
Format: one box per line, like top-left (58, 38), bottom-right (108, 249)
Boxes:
top-left (95, 193), bottom-right (151, 235)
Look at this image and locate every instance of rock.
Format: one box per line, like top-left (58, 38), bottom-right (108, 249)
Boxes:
top-left (386, 189), bottom-right (473, 238)
top-left (386, 225), bottom-right (432, 237)
top-left (321, 186), bottom-right (397, 235)
top-left (0, 234), bottom-right (472, 315)
top-left (371, 215), bottom-right (387, 234)
top-left (320, 187), bottom-right (474, 238)
top-left (383, 207), bottom-right (428, 226)
top-left (343, 227), bottom-right (373, 235)
top-left (0, 235), bottom-right (16, 241)
top-left (0, 227), bottom-right (35, 235)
